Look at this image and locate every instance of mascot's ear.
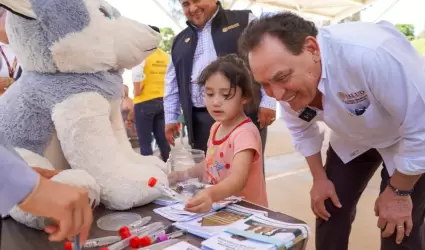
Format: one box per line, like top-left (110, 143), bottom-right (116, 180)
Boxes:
top-left (19, 0), bottom-right (117, 73)
top-left (0, 0), bottom-right (36, 19)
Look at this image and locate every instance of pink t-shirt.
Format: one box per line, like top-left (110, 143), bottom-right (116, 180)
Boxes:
top-left (205, 118), bottom-right (268, 207)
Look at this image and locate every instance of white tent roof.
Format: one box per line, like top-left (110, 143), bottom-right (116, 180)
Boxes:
top-left (225, 0), bottom-right (378, 22)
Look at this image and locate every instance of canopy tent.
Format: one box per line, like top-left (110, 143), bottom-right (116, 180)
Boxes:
top-left (147, 0), bottom-right (385, 31)
top-left (223, 0), bottom-right (378, 23)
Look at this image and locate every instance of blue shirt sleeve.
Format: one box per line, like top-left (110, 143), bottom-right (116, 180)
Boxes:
top-left (0, 136), bottom-right (38, 215)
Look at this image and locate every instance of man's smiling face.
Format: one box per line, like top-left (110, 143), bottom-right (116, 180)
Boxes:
top-left (180, 0), bottom-right (217, 29)
top-left (248, 34), bottom-right (322, 112)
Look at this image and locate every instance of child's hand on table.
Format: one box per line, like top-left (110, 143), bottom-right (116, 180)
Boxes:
top-left (184, 189), bottom-right (214, 213)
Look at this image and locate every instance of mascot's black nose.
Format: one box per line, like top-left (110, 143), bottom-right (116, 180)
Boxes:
top-left (148, 25), bottom-right (160, 33)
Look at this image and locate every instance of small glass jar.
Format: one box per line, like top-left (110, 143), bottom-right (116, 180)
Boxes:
top-left (166, 148), bottom-right (206, 184)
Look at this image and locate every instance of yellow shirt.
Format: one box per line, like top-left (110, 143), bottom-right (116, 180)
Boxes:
top-left (132, 48), bottom-right (169, 104)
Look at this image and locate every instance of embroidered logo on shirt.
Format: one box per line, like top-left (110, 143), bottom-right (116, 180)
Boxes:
top-left (222, 23), bottom-right (240, 32)
top-left (184, 38), bottom-right (191, 43)
top-left (337, 90), bottom-right (368, 105)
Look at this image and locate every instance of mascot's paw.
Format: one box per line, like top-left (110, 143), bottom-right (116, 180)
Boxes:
top-left (8, 169), bottom-right (100, 230)
top-left (99, 163), bottom-right (168, 210)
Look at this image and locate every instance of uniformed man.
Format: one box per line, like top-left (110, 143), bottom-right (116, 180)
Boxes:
top-left (238, 12), bottom-right (425, 250)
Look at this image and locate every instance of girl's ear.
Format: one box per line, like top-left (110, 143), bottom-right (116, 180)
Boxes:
top-left (241, 97), bottom-right (249, 105)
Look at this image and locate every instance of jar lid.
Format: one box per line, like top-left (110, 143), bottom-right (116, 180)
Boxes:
top-left (97, 212), bottom-right (142, 231)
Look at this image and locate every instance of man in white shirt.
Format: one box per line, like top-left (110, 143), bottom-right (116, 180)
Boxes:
top-left (238, 12), bottom-right (425, 250)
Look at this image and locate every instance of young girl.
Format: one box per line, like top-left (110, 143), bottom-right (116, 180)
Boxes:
top-left (168, 54), bottom-right (268, 213)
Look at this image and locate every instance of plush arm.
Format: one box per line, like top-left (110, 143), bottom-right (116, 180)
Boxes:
top-left (51, 92), bottom-right (167, 210)
top-left (109, 99), bottom-right (168, 173)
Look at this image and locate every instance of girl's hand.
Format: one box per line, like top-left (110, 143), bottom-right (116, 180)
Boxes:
top-left (185, 189), bottom-right (213, 213)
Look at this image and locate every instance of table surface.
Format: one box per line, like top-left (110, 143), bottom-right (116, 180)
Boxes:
top-left (1, 201), bottom-right (308, 250)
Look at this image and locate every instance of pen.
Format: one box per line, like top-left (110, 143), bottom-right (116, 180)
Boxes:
top-left (74, 235), bottom-right (81, 250)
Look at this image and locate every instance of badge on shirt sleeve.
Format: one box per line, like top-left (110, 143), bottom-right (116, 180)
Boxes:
top-left (337, 91), bottom-right (368, 105)
top-left (184, 38), bottom-right (191, 43)
top-left (337, 90), bottom-right (370, 116)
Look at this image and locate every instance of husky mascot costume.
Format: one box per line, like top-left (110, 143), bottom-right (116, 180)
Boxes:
top-left (0, 0), bottom-right (168, 230)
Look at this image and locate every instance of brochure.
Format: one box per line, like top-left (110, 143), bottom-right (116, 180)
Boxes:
top-left (153, 196), bottom-right (243, 222)
top-left (174, 204), bottom-right (268, 239)
top-left (201, 215), bottom-right (310, 250)
top-left (153, 182), bottom-right (210, 206)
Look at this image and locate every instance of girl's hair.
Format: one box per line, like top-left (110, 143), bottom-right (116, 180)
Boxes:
top-left (197, 54), bottom-right (255, 104)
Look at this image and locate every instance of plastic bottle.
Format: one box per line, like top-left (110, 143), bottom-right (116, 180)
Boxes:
top-left (64, 236), bottom-right (121, 249)
top-left (130, 230), bottom-right (186, 248)
top-left (129, 229), bottom-right (166, 248)
top-left (118, 216), bottom-right (152, 238)
top-left (101, 223), bottom-right (167, 250)
top-left (119, 222), bottom-right (164, 239)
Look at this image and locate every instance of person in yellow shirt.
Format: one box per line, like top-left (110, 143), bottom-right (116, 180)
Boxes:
top-left (131, 26), bottom-right (170, 162)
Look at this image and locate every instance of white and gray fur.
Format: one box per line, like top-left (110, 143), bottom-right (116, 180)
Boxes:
top-left (0, 0), bottom-right (168, 230)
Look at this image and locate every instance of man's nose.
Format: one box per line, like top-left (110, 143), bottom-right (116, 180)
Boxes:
top-left (189, 5), bottom-right (197, 14)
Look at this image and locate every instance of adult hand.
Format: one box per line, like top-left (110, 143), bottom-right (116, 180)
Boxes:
top-left (310, 178), bottom-right (342, 221)
top-left (19, 177), bottom-right (93, 245)
top-left (258, 107), bottom-right (276, 128)
top-left (185, 189), bottom-right (213, 214)
top-left (165, 123), bottom-right (179, 146)
top-left (0, 77), bottom-right (10, 89)
top-left (31, 167), bottom-right (61, 179)
top-left (375, 186), bottom-right (413, 244)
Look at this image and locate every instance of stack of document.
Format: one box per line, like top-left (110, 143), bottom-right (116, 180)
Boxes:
top-left (201, 215), bottom-right (310, 250)
top-left (153, 195), bottom-right (179, 206)
top-left (174, 204), bottom-right (268, 239)
top-left (153, 182), bottom-right (210, 206)
top-left (153, 197), bottom-right (243, 222)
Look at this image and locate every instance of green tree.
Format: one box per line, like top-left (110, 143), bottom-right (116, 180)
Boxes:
top-left (159, 27), bottom-right (176, 53)
top-left (396, 24), bottom-right (415, 41)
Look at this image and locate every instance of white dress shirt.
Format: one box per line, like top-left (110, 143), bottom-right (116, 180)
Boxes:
top-left (131, 60), bottom-right (146, 83)
top-left (281, 20), bottom-right (425, 176)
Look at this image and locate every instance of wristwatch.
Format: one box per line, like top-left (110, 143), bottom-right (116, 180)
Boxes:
top-left (388, 181), bottom-right (414, 196)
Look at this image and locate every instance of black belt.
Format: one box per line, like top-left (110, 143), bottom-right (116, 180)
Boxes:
top-left (192, 106), bottom-right (207, 112)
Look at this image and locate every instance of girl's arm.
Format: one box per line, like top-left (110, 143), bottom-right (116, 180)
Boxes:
top-left (184, 148), bottom-right (256, 213)
top-left (206, 149), bottom-right (255, 202)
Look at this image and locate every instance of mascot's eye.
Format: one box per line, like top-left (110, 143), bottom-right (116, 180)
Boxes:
top-left (99, 7), bottom-right (112, 19)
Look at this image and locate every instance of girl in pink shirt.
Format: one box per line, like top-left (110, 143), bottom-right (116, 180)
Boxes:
top-left (168, 54), bottom-right (268, 213)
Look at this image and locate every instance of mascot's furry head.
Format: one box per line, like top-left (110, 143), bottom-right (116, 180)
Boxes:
top-left (0, 0), bottom-right (169, 230)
